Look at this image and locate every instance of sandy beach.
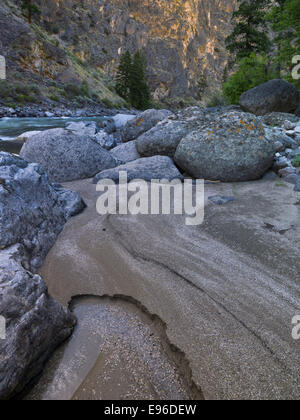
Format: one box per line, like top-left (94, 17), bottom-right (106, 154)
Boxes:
top-left (25, 175), bottom-right (300, 400)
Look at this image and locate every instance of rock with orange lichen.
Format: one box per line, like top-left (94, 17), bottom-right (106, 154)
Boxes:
top-left (174, 112), bottom-right (276, 182)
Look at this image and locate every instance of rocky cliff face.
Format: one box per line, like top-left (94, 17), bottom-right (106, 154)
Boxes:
top-left (2, 0), bottom-right (237, 101)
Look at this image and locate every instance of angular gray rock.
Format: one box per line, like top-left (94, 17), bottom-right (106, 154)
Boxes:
top-left (97, 118), bottom-right (117, 134)
top-left (136, 120), bottom-right (189, 158)
top-left (112, 114), bottom-right (136, 129)
top-left (66, 121), bottom-right (97, 137)
top-left (174, 112), bottom-right (276, 182)
top-left (294, 176), bottom-right (300, 192)
top-left (94, 130), bottom-right (116, 150)
top-left (110, 141), bottom-right (141, 164)
top-left (136, 107), bottom-right (208, 158)
top-left (0, 152), bottom-right (85, 270)
top-left (240, 79), bottom-right (300, 116)
top-left (261, 112), bottom-right (300, 127)
top-left (20, 128), bottom-right (118, 182)
top-left (53, 184), bottom-right (86, 219)
top-left (122, 109), bottom-right (173, 142)
top-left (93, 156), bottom-right (183, 183)
top-left (0, 153), bottom-right (85, 399)
top-left (0, 244), bottom-right (75, 400)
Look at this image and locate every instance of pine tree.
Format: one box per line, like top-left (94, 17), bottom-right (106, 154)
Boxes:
top-left (22, 0), bottom-right (41, 24)
top-left (129, 51), bottom-right (151, 110)
top-left (196, 69), bottom-right (208, 100)
top-left (116, 50), bottom-right (151, 110)
top-left (115, 51), bottom-right (132, 103)
top-left (226, 0), bottom-right (272, 66)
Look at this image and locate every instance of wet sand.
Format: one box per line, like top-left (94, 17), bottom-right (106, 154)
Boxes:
top-left (26, 296), bottom-right (202, 400)
top-left (28, 176), bottom-right (300, 400)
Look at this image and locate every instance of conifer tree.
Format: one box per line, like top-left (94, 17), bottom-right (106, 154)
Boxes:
top-left (115, 51), bottom-right (132, 103)
top-left (22, 1), bottom-right (41, 24)
top-left (226, 0), bottom-right (272, 66)
top-left (129, 51), bottom-right (151, 110)
top-left (115, 50), bottom-right (151, 110)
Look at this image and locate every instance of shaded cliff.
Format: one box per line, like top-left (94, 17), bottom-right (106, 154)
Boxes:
top-left (1, 0), bottom-right (237, 103)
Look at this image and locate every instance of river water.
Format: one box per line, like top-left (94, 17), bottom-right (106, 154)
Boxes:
top-left (0, 116), bottom-right (109, 140)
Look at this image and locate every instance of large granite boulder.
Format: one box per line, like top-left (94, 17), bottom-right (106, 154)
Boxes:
top-left (174, 112), bottom-right (276, 182)
top-left (20, 128), bottom-right (118, 182)
top-left (0, 152), bottom-right (85, 270)
top-left (110, 141), bottom-right (141, 164)
top-left (93, 156), bottom-right (183, 183)
top-left (0, 245), bottom-right (75, 400)
top-left (240, 79), bottom-right (300, 116)
top-left (136, 107), bottom-right (208, 158)
top-left (94, 130), bottom-right (116, 150)
top-left (122, 109), bottom-right (173, 142)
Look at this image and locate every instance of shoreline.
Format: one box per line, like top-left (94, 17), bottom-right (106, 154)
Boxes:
top-left (0, 104), bottom-right (136, 119)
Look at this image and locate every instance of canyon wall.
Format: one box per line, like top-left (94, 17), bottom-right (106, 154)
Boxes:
top-left (1, 0), bottom-right (237, 100)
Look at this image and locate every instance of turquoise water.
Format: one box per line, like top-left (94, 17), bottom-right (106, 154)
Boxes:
top-left (0, 116), bottom-right (109, 140)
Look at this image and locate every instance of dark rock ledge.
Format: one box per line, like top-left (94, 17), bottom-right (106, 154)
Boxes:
top-left (0, 152), bottom-right (85, 399)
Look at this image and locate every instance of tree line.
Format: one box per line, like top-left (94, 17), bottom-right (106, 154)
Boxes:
top-left (223, 0), bottom-right (300, 103)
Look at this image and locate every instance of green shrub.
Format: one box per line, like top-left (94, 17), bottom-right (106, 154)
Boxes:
top-left (222, 53), bottom-right (278, 104)
top-left (206, 92), bottom-right (229, 108)
top-left (49, 94), bottom-right (60, 102)
top-left (292, 154), bottom-right (300, 168)
top-left (102, 98), bottom-right (114, 108)
top-left (0, 81), bottom-right (41, 105)
top-left (63, 81), bottom-right (91, 100)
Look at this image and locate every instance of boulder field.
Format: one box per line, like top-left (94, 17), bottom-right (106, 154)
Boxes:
top-left (19, 107), bottom-right (300, 185)
top-left (2, 100), bottom-right (300, 399)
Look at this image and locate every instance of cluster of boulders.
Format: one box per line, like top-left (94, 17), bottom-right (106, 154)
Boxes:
top-left (19, 106), bottom-right (300, 185)
top-left (94, 107), bottom-right (277, 184)
top-left (0, 152), bottom-right (85, 399)
top-left (271, 119), bottom-right (300, 190)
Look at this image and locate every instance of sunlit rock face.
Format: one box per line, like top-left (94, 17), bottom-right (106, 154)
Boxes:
top-left (7, 0), bottom-right (236, 100)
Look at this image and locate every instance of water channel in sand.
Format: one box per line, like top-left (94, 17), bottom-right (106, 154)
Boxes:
top-left (25, 296), bottom-right (203, 400)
